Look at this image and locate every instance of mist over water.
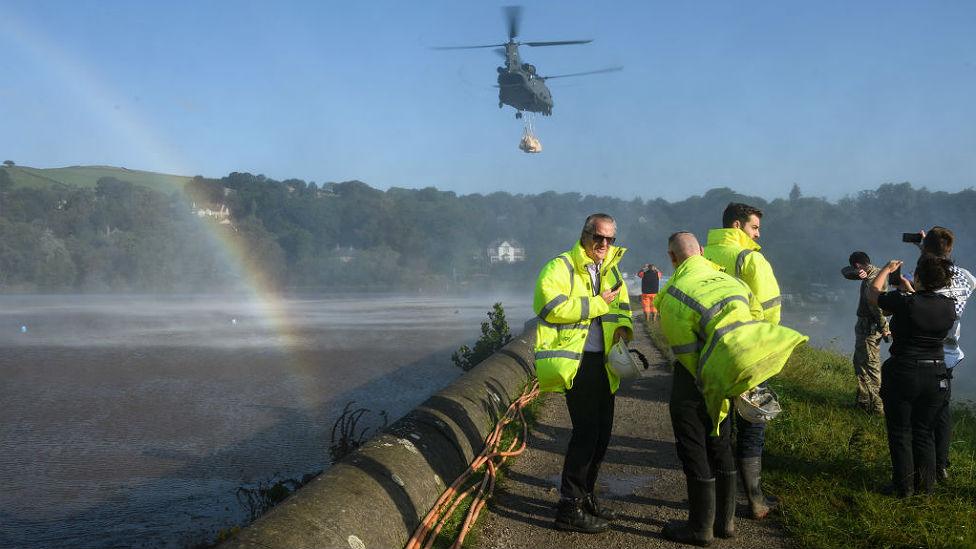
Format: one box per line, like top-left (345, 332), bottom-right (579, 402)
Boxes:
top-left (780, 289), bottom-right (976, 401)
top-left (0, 294), bottom-right (532, 549)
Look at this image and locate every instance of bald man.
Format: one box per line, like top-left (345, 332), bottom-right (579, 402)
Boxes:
top-left (654, 232), bottom-right (806, 545)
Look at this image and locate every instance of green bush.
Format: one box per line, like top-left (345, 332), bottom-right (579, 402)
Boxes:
top-left (452, 302), bottom-right (512, 371)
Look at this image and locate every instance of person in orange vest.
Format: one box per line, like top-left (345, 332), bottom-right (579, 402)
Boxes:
top-left (637, 263), bottom-right (663, 322)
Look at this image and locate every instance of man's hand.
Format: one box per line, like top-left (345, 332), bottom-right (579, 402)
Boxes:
top-left (600, 286), bottom-right (621, 304)
top-left (857, 269), bottom-right (868, 279)
top-left (612, 327), bottom-right (631, 343)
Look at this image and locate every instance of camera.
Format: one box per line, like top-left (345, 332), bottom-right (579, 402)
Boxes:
top-left (888, 266), bottom-right (902, 286)
top-left (902, 232), bottom-right (923, 244)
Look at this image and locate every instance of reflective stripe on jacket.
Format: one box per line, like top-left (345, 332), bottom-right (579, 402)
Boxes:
top-left (533, 241), bottom-right (634, 394)
top-left (703, 228), bottom-right (782, 325)
top-left (654, 255), bottom-right (807, 434)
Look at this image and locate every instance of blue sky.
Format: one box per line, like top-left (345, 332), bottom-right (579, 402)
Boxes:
top-left (1, 1), bottom-right (974, 201)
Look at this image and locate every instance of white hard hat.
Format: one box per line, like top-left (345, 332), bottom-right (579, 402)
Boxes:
top-left (735, 385), bottom-right (782, 424)
top-left (608, 339), bottom-right (646, 381)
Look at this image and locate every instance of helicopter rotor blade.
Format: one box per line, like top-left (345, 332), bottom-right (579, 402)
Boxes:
top-left (523, 39), bottom-right (592, 47)
top-left (505, 5), bottom-right (522, 40)
top-left (431, 43), bottom-right (508, 50)
top-left (541, 66), bottom-right (623, 80)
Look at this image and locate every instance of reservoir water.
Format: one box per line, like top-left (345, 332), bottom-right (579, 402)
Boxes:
top-left (0, 294), bottom-right (532, 549)
top-left (2, 291), bottom-right (972, 548)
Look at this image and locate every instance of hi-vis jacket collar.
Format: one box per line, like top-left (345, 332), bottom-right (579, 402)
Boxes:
top-left (569, 240), bottom-right (626, 273)
top-left (707, 228), bottom-right (761, 252)
top-left (672, 254), bottom-right (723, 278)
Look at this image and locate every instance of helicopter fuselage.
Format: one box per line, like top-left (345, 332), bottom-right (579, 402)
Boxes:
top-left (496, 42), bottom-right (552, 116)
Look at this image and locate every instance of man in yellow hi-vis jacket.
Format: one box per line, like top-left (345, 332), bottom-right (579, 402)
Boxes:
top-left (533, 213), bottom-right (633, 534)
top-left (657, 232), bottom-right (806, 546)
top-left (703, 202), bottom-right (782, 519)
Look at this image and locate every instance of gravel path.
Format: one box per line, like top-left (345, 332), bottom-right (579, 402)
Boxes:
top-left (472, 317), bottom-right (788, 549)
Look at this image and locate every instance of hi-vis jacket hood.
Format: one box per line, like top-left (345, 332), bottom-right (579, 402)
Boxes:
top-left (704, 228), bottom-right (782, 325)
top-left (533, 241), bottom-right (634, 394)
top-left (654, 255), bottom-right (807, 435)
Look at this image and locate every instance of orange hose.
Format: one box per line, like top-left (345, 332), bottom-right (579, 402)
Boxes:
top-left (406, 380), bottom-right (540, 549)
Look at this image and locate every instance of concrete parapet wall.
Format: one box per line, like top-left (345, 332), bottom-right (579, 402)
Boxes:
top-left (221, 327), bottom-right (537, 549)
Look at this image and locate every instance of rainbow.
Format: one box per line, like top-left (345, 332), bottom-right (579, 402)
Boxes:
top-left (1, 9), bottom-right (320, 403)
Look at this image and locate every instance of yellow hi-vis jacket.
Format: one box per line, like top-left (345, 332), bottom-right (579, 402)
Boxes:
top-left (703, 228), bottom-right (782, 325)
top-left (654, 255), bottom-right (807, 434)
top-left (533, 241), bottom-right (634, 394)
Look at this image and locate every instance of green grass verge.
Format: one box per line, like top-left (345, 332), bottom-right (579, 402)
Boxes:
top-left (768, 345), bottom-right (976, 548)
top-left (430, 383), bottom-right (545, 549)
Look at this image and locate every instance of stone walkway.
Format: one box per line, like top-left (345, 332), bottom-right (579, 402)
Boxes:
top-left (472, 317), bottom-right (788, 549)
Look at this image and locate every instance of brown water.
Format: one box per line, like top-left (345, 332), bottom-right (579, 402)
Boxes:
top-left (0, 294), bottom-right (532, 549)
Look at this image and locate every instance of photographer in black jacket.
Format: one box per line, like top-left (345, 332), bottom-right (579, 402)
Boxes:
top-left (867, 254), bottom-right (957, 497)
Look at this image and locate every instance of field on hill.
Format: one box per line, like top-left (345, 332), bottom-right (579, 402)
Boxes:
top-left (1, 164), bottom-right (193, 193)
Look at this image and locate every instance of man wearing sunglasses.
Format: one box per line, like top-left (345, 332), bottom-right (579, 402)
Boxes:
top-left (533, 213), bottom-right (633, 534)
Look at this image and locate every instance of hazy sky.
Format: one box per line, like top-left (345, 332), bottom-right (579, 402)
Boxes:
top-left (1, 1), bottom-right (974, 201)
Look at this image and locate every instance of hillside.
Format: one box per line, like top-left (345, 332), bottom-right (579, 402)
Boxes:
top-left (0, 164), bottom-right (193, 194)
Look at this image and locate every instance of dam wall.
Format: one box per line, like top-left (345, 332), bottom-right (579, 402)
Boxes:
top-left (221, 323), bottom-right (538, 549)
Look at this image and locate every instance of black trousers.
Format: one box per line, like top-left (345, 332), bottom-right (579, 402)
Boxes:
top-left (560, 351), bottom-right (615, 499)
top-left (670, 362), bottom-right (734, 480)
top-left (879, 356), bottom-right (949, 495)
top-left (934, 369), bottom-right (952, 470)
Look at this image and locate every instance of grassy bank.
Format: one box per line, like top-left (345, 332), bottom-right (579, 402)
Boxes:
top-left (644, 320), bottom-right (976, 548)
top-left (765, 344), bottom-right (976, 548)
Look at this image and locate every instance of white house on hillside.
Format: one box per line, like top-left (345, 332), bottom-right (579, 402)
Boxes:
top-left (191, 203), bottom-right (232, 226)
top-left (488, 239), bottom-right (525, 263)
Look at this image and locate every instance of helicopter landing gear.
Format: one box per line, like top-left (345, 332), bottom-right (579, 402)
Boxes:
top-left (515, 111), bottom-right (523, 119)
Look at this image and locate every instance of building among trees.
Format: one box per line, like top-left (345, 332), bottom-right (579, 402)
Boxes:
top-left (487, 239), bottom-right (525, 263)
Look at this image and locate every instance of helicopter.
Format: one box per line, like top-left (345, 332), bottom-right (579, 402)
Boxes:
top-left (436, 6), bottom-right (622, 119)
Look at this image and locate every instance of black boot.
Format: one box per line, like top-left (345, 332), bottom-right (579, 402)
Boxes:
top-left (662, 477), bottom-right (715, 547)
top-left (714, 470), bottom-right (736, 538)
top-left (554, 497), bottom-right (609, 533)
top-left (739, 457), bottom-right (775, 519)
top-left (584, 492), bottom-right (618, 521)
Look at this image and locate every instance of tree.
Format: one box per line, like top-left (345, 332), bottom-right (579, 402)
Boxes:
top-left (2, 160), bottom-right (14, 167)
top-left (452, 303), bottom-right (513, 371)
top-left (789, 183), bottom-right (802, 201)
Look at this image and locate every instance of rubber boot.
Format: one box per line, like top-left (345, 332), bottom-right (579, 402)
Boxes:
top-left (584, 492), bottom-right (619, 521)
top-left (713, 470), bottom-right (736, 538)
top-left (739, 457), bottom-right (774, 519)
top-left (662, 477), bottom-right (715, 547)
top-left (554, 497), bottom-right (609, 534)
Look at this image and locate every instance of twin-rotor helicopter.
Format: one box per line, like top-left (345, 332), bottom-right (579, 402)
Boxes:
top-left (435, 6), bottom-right (622, 120)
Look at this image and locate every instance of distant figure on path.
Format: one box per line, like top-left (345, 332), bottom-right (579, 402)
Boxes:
top-left (637, 263), bottom-right (662, 322)
top-left (655, 231), bottom-right (806, 546)
top-left (532, 213), bottom-right (633, 534)
top-left (867, 255), bottom-right (956, 497)
top-left (842, 251), bottom-right (890, 414)
top-left (703, 202), bottom-right (782, 519)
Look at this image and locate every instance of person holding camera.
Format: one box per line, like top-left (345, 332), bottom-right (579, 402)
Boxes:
top-left (842, 252), bottom-right (890, 414)
top-left (866, 255), bottom-right (956, 497)
top-left (908, 227), bottom-right (976, 482)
